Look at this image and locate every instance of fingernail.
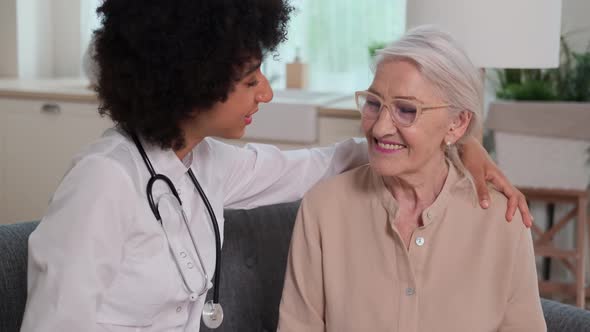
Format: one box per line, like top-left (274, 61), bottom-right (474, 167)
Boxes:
top-left (481, 200), bottom-right (489, 208)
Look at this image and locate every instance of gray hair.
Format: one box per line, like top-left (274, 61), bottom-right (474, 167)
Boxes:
top-left (373, 25), bottom-right (483, 176)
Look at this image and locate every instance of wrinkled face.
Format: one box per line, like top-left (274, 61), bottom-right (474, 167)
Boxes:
top-left (363, 60), bottom-right (456, 178)
top-left (196, 59), bottom-right (273, 139)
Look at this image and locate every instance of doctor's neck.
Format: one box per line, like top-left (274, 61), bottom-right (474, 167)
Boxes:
top-left (174, 119), bottom-right (207, 160)
top-left (174, 135), bottom-right (204, 161)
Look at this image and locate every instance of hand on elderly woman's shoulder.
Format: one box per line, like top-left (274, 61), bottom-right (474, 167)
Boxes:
top-left (460, 136), bottom-right (533, 228)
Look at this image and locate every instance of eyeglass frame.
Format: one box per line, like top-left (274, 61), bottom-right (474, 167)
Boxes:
top-left (354, 90), bottom-right (454, 127)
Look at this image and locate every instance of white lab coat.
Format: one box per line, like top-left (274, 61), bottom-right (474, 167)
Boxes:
top-left (20, 127), bottom-right (367, 332)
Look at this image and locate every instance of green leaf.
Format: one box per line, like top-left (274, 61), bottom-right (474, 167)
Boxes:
top-left (495, 35), bottom-right (590, 102)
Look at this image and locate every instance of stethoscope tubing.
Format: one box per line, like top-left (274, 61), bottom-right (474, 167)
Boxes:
top-left (187, 168), bottom-right (222, 303)
top-left (130, 132), bottom-right (222, 304)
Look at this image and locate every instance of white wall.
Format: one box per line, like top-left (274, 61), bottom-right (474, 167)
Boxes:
top-left (562, 0), bottom-right (590, 53)
top-left (0, 0), bottom-right (18, 77)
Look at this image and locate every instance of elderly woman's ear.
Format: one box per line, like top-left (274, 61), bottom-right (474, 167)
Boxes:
top-left (445, 111), bottom-right (472, 145)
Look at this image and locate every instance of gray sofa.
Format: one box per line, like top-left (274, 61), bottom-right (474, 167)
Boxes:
top-left (2, 201), bottom-right (590, 332)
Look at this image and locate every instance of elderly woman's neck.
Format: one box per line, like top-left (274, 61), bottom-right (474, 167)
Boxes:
top-left (384, 159), bottom-right (450, 210)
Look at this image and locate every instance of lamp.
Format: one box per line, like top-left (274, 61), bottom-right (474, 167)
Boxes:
top-left (406, 0), bottom-right (563, 69)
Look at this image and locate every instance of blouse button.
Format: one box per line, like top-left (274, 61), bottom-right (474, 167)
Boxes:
top-left (176, 306), bottom-right (182, 313)
top-left (416, 237), bottom-right (425, 246)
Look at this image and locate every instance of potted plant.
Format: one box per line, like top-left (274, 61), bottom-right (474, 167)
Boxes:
top-left (368, 41), bottom-right (388, 58)
top-left (495, 37), bottom-right (590, 102)
top-left (486, 35), bottom-right (590, 190)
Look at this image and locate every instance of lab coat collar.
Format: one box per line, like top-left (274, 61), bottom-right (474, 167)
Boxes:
top-left (135, 134), bottom-right (192, 184)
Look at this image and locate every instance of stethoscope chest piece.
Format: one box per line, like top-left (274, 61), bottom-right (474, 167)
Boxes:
top-left (202, 300), bottom-right (224, 329)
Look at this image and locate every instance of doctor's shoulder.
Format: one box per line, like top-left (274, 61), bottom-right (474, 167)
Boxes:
top-left (31, 130), bottom-right (140, 262)
top-left (46, 129), bottom-right (139, 213)
top-left (62, 128), bottom-right (132, 178)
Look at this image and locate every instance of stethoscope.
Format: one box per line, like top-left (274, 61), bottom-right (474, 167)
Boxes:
top-left (131, 132), bottom-right (224, 329)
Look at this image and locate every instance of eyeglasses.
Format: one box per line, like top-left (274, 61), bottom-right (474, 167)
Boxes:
top-left (354, 90), bottom-right (451, 127)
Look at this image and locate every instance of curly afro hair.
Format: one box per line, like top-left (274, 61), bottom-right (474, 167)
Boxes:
top-left (93, 0), bottom-right (293, 150)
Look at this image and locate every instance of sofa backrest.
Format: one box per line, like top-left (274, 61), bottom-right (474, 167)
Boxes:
top-left (0, 221), bottom-right (38, 332)
top-left (200, 201), bottom-right (299, 332)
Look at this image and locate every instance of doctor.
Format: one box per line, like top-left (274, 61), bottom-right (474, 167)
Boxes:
top-left (20, 0), bottom-right (532, 331)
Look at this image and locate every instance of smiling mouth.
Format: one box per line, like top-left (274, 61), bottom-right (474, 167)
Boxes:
top-left (374, 138), bottom-right (407, 152)
top-left (244, 108), bottom-right (258, 125)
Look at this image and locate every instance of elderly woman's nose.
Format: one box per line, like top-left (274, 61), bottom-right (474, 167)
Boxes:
top-left (372, 106), bottom-right (397, 133)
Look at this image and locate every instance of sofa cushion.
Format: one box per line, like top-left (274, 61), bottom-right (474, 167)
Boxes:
top-left (200, 201), bottom-right (300, 332)
top-left (542, 298), bottom-right (590, 331)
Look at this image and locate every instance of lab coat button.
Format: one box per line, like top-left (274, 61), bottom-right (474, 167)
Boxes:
top-left (416, 237), bottom-right (425, 246)
top-left (176, 306), bottom-right (182, 313)
top-left (187, 262), bottom-right (194, 269)
top-left (180, 251), bottom-right (187, 258)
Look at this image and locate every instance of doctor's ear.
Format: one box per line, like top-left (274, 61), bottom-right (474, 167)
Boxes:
top-left (446, 111), bottom-right (472, 144)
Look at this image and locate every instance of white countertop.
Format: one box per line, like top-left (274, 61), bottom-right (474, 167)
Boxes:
top-left (0, 78), bottom-right (359, 117)
top-left (0, 78), bottom-right (97, 103)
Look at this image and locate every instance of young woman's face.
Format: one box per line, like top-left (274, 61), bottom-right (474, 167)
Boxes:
top-left (195, 60), bottom-right (273, 139)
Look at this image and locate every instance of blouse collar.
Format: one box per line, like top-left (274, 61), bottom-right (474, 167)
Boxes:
top-left (371, 161), bottom-right (472, 227)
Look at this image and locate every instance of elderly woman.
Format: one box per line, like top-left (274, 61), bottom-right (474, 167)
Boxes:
top-left (278, 26), bottom-right (545, 332)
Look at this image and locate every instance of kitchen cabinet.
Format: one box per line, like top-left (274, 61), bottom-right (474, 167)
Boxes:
top-left (318, 117), bottom-right (362, 146)
top-left (0, 97), bottom-right (112, 223)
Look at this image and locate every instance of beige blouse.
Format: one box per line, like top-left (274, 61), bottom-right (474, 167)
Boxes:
top-left (278, 164), bottom-right (545, 332)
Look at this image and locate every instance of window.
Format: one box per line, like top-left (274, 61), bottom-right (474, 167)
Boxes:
top-left (264, 0), bottom-right (406, 92)
top-left (81, 0), bottom-right (406, 92)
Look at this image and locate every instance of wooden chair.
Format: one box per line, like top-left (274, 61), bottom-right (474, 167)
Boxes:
top-left (520, 187), bottom-right (588, 308)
